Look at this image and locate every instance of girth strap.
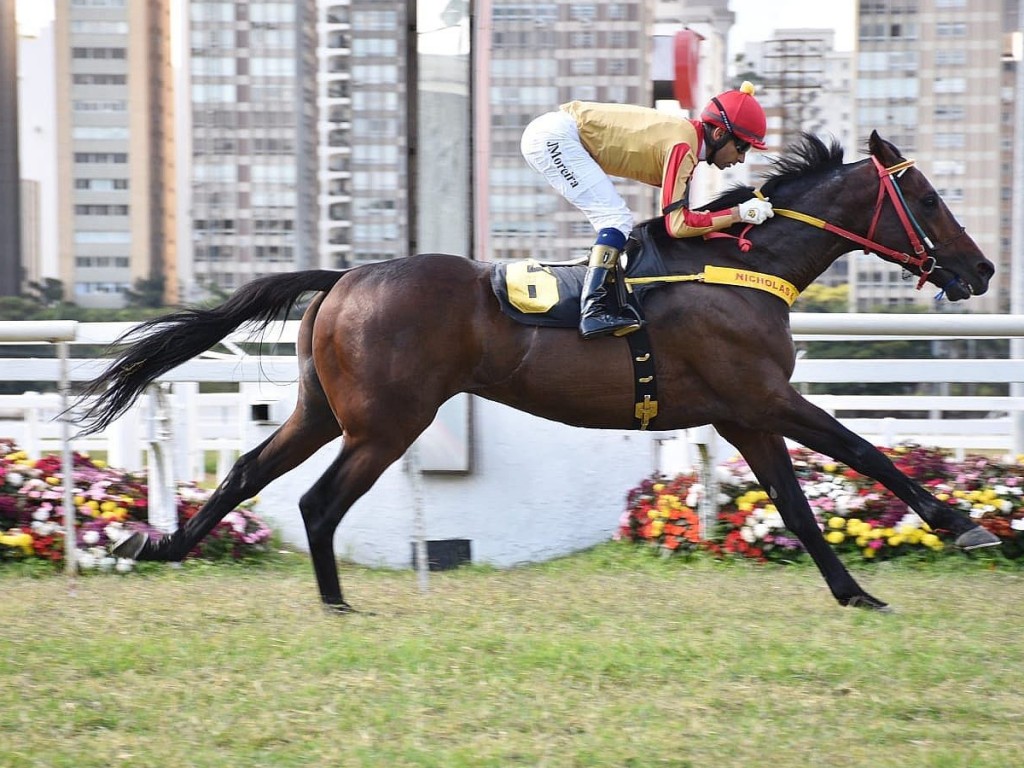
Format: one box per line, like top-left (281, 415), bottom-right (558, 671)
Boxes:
top-left (625, 328), bottom-right (659, 430)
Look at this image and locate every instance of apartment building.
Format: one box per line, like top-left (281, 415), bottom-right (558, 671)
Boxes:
top-left (0, 0), bottom-right (22, 295)
top-left (479, 1), bottom-right (656, 263)
top-left (54, 0), bottom-right (177, 308)
top-left (853, 0), bottom-right (1015, 312)
top-left (187, 0), bottom-right (318, 296)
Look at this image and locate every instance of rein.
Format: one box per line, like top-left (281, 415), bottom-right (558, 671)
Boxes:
top-left (710, 157), bottom-right (941, 291)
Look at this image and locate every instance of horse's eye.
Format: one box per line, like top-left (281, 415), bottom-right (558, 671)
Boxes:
top-left (922, 194), bottom-right (938, 208)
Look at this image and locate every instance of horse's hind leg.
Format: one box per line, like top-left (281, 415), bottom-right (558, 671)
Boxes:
top-left (298, 424), bottom-right (432, 612)
top-left (115, 402), bottom-right (342, 562)
top-left (715, 422), bottom-right (890, 610)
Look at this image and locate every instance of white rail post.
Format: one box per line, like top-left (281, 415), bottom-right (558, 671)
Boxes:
top-left (405, 443), bottom-right (429, 593)
top-left (146, 383), bottom-right (178, 534)
top-left (688, 426), bottom-right (719, 539)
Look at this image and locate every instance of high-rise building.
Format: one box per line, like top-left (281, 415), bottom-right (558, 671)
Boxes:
top-left (186, 0), bottom-right (318, 296)
top-left (18, 18), bottom-right (59, 288)
top-left (0, 0), bottom-right (22, 296)
top-left (853, 0), bottom-right (1013, 313)
top-left (478, 1), bottom-right (657, 263)
top-left (54, 0), bottom-right (177, 308)
top-left (318, 1), bottom-right (409, 269)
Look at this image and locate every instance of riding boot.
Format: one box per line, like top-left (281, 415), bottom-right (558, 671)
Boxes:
top-left (579, 244), bottom-right (641, 339)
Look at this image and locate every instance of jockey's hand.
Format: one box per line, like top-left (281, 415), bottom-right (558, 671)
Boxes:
top-left (737, 198), bottom-right (774, 225)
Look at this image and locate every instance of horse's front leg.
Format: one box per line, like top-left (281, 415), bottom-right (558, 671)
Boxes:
top-left (714, 422), bottom-right (890, 610)
top-left (768, 389), bottom-right (1000, 550)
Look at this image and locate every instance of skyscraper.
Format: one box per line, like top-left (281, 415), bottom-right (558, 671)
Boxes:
top-left (187, 0), bottom-right (319, 296)
top-left (853, 0), bottom-right (1013, 312)
top-left (0, 0), bottom-right (22, 296)
top-left (55, 0), bottom-right (177, 307)
top-left (479, 1), bottom-right (657, 263)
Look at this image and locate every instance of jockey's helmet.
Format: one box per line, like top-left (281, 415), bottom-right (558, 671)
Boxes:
top-left (701, 81), bottom-right (767, 150)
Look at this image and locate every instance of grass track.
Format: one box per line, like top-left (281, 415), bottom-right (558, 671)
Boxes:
top-left (3, 546), bottom-right (1024, 767)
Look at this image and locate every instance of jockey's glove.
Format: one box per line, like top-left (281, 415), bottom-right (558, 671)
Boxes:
top-left (737, 198), bottom-right (774, 225)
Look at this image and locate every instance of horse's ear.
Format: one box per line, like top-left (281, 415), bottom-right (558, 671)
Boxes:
top-left (868, 130), bottom-right (902, 162)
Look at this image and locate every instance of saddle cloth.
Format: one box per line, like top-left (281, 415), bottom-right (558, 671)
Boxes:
top-left (490, 228), bottom-right (665, 328)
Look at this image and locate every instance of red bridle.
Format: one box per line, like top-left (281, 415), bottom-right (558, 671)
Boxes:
top-left (709, 156), bottom-right (942, 290)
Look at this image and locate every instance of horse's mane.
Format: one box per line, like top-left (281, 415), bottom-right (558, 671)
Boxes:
top-left (638, 133), bottom-right (846, 235)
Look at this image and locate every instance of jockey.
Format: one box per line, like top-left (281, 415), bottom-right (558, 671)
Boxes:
top-left (521, 81), bottom-right (773, 339)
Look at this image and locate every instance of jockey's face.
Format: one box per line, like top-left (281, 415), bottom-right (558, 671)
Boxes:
top-left (709, 126), bottom-right (748, 170)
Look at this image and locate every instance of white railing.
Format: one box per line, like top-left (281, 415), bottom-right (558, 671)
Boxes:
top-left (1, 316), bottom-right (1023, 476)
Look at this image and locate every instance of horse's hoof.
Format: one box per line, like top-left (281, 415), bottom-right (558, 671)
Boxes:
top-left (110, 531), bottom-right (148, 560)
top-left (956, 526), bottom-right (1001, 551)
top-left (843, 594), bottom-right (893, 612)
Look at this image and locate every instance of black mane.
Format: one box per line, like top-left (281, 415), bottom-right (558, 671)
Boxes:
top-left (704, 133), bottom-right (846, 211)
top-left (635, 133), bottom-right (847, 241)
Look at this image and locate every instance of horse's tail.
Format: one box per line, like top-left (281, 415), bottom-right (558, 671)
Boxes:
top-left (74, 269), bottom-right (347, 435)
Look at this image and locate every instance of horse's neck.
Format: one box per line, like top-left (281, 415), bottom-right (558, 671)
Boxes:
top-left (754, 173), bottom-right (871, 289)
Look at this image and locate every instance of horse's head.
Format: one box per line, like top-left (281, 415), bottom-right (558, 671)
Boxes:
top-left (866, 131), bottom-right (994, 301)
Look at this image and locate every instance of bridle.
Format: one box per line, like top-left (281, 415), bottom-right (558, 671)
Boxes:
top-left (713, 156), bottom-right (965, 292)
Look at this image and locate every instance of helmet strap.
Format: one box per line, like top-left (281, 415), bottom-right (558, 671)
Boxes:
top-left (703, 123), bottom-right (729, 165)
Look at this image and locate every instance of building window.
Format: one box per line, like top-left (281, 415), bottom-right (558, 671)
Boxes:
top-left (74, 204), bottom-right (129, 215)
top-left (937, 23), bottom-right (967, 37)
top-left (74, 152), bottom-right (128, 163)
top-left (71, 47), bottom-right (126, 59)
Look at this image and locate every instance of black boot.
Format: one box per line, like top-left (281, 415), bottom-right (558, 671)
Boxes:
top-left (579, 245), bottom-right (641, 339)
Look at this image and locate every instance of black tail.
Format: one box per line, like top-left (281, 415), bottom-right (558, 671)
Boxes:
top-left (74, 269), bottom-right (347, 435)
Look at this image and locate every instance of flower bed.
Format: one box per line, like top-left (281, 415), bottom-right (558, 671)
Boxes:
top-left (619, 445), bottom-right (1024, 564)
top-left (0, 440), bottom-right (273, 571)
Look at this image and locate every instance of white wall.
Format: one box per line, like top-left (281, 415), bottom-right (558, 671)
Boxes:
top-left (254, 397), bottom-right (661, 569)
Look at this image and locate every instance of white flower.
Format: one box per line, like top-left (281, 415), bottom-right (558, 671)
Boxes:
top-left (6, 472), bottom-right (23, 487)
top-left (31, 509), bottom-right (50, 522)
top-left (740, 526), bottom-right (756, 544)
top-left (98, 556), bottom-right (116, 571)
top-left (1011, 518), bottom-right (1024, 531)
top-left (999, 501), bottom-right (1013, 514)
top-left (104, 523), bottom-right (127, 542)
top-left (31, 521), bottom-right (56, 536)
top-left (82, 530), bottom-right (100, 546)
top-left (115, 558), bottom-right (133, 573)
top-left (77, 552), bottom-right (97, 570)
top-left (753, 522), bottom-right (770, 539)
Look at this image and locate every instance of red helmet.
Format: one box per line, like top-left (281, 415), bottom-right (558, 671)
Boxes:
top-left (701, 81), bottom-right (767, 150)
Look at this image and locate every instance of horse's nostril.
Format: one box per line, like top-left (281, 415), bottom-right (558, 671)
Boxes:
top-left (977, 262), bottom-right (995, 280)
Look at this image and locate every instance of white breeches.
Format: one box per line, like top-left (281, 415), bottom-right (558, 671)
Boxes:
top-left (520, 110), bottom-right (635, 239)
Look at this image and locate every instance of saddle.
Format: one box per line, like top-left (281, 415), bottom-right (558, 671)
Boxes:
top-left (490, 227), bottom-right (665, 430)
top-left (490, 227), bottom-right (666, 329)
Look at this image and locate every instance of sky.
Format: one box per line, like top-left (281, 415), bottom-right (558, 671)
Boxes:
top-left (729, 0), bottom-right (855, 52)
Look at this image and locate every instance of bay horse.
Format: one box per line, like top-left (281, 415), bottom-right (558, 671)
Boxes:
top-left (76, 132), bottom-right (998, 612)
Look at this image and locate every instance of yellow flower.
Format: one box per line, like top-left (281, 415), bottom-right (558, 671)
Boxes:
top-left (652, 483), bottom-right (665, 493)
top-left (93, 460), bottom-right (107, 469)
top-left (887, 535), bottom-right (904, 547)
top-left (862, 547), bottom-right (877, 559)
top-left (650, 520), bottom-right (664, 538)
top-left (100, 501), bottom-right (116, 513)
top-left (823, 462), bottom-right (837, 473)
top-left (935, 492), bottom-right (949, 501)
top-left (856, 536), bottom-right (869, 547)
top-left (921, 533), bottom-right (941, 549)
top-left (827, 517), bottom-right (846, 530)
top-left (825, 531), bottom-right (845, 545)
top-left (45, 476), bottom-right (60, 486)
top-left (74, 495), bottom-right (86, 506)
top-left (0, 531), bottom-right (34, 556)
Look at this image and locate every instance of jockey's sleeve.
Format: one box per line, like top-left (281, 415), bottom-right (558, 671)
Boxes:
top-left (661, 142), bottom-right (736, 238)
